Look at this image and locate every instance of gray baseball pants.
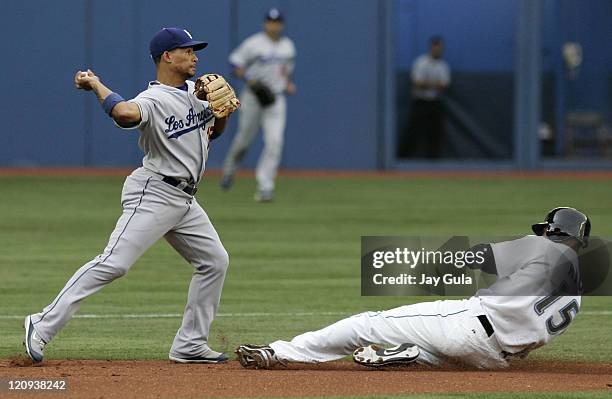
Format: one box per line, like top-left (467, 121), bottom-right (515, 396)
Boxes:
top-left (222, 87), bottom-right (286, 192)
top-left (30, 167), bottom-right (229, 358)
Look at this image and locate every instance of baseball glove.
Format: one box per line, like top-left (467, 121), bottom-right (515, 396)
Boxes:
top-left (249, 81), bottom-right (276, 107)
top-left (194, 74), bottom-right (240, 118)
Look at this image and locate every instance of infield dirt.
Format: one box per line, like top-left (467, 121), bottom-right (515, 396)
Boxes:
top-left (2, 357), bottom-right (611, 398)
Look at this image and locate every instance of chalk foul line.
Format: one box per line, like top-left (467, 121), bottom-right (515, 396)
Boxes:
top-left (0, 310), bottom-right (610, 320)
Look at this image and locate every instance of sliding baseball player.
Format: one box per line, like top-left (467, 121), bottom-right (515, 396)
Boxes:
top-left (237, 207), bottom-right (589, 369)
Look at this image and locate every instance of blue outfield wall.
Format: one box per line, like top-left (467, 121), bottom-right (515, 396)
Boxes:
top-left (1, 0), bottom-right (611, 169)
top-left (0, 0), bottom-right (380, 170)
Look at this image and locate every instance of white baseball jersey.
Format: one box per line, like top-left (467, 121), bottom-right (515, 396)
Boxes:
top-left (411, 54), bottom-right (451, 100)
top-left (120, 80), bottom-right (215, 183)
top-left (229, 32), bottom-right (296, 94)
top-left (478, 236), bottom-right (581, 355)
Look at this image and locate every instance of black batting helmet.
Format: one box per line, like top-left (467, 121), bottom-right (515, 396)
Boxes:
top-left (532, 207), bottom-right (591, 247)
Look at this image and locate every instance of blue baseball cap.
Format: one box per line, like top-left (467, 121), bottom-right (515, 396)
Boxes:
top-left (265, 8), bottom-right (284, 22)
top-left (149, 28), bottom-right (208, 59)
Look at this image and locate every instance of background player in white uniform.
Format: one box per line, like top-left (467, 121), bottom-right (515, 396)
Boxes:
top-left (23, 28), bottom-right (238, 364)
top-left (236, 207), bottom-right (589, 369)
top-left (221, 8), bottom-right (297, 202)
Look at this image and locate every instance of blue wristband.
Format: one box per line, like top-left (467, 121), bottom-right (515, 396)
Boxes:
top-left (102, 92), bottom-right (125, 116)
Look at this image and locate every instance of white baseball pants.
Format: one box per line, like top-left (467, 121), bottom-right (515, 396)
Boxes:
top-left (222, 87), bottom-right (287, 192)
top-left (270, 297), bottom-right (509, 369)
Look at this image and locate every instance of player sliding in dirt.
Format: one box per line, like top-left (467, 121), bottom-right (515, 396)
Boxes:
top-left (236, 207), bottom-right (590, 369)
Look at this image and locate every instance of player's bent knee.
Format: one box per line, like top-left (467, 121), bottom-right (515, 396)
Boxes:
top-left (101, 261), bottom-right (131, 279)
top-left (216, 247), bottom-right (230, 272)
top-left (195, 245), bottom-right (229, 274)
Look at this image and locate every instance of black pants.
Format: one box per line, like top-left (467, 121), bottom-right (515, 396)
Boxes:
top-left (398, 99), bottom-right (445, 159)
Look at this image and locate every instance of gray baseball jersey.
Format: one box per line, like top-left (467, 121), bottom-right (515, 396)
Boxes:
top-left (478, 236), bottom-right (581, 354)
top-left (122, 80), bottom-right (215, 183)
top-left (30, 78), bottom-right (229, 360)
top-left (223, 33), bottom-right (296, 195)
top-left (229, 32), bottom-right (296, 94)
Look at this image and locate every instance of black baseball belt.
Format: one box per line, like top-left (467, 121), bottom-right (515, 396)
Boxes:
top-left (477, 315), bottom-right (495, 337)
top-left (161, 176), bottom-right (198, 196)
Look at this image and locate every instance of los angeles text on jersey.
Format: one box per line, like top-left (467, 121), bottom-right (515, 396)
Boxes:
top-left (372, 273), bottom-right (473, 286)
top-left (164, 107), bottom-right (213, 138)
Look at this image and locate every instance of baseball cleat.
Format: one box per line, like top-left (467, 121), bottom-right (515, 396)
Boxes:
top-left (235, 344), bottom-right (285, 369)
top-left (254, 190), bottom-right (274, 202)
top-left (220, 175), bottom-right (234, 191)
top-left (169, 349), bottom-right (228, 364)
top-left (23, 315), bottom-right (46, 363)
top-left (353, 343), bottom-right (420, 368)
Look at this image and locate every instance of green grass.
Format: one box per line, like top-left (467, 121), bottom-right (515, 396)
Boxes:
top-left (0, 174), bottom-right (611, 366)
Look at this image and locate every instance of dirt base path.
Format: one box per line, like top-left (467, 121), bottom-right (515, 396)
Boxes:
top-left (1, 357), bottom-right (612, 398)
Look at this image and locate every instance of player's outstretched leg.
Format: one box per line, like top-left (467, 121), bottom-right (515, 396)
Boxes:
top-left (221, 90), bottom-right (262, 191)
top-left (236, 308), bottom-right (425, 369)
top-left (237, 343), bottom-right (418, 370)
top-left (236, 299), bottom-right (500, 369)
top-left (24, 175), bottom-right (178, 363)
top-left (255, 96), bottom-right (286, 202)
top-left (235, 342), bottom-right (421, 370)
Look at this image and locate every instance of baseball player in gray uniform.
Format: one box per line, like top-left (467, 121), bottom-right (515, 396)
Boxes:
top-left (220, 8), bottom-right (296, 202)
top-left (23, 28), bottom-right (239, 364)
top-left (237, 207), bottom-right (589, 369)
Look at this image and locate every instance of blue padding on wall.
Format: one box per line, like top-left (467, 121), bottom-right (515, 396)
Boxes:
top-left (1, 1), bottom-right (88, 166)
top-left (2, 0), bottom-right (611, 169)
top-left (0, 0), bottom-right (382, 169)
top-left (210, 0), bottom-right (380, 170)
